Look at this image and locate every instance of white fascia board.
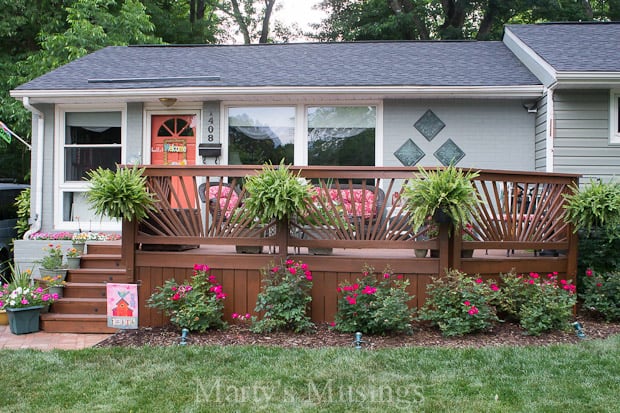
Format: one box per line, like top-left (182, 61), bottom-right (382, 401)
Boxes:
top-left (503, 28), bottom-right (557, 87)
top-left (554, 72), bottom-right (620, 88)
top-left (10, 85), bottom-right (544, 102)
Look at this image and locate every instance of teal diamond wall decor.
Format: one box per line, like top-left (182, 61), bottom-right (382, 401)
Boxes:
top-left (414, 110), bottom-right (445, 141)
top-left (434, 139), bottom-right (465, 166)
top-left (394, 139), bottom-right (425, 166)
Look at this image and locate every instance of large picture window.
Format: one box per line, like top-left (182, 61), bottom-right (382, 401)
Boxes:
top-left (307, 106), bottom-right (376, 166)
top-left (226, 105), bottom-right (377, 166)
top-left (228, 107), bottom-right (295, 165)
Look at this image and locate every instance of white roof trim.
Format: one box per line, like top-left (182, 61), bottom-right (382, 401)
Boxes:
top-left (11, 85), bottom-right (544, 101)
top-left (504, 28), bottom-right (557, 86)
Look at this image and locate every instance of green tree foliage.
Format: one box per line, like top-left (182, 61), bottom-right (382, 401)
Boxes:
top-left (314, 0), bottom-right (619, 41)
top-left (0, 0), bottom-right (162, 182)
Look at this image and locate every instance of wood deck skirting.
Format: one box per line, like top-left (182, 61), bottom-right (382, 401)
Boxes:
top-left (121, 166), bottom-right (580, 327)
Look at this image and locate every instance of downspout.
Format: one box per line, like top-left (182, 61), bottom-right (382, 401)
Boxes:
top-left (545, 84), bottom-right (557, 173)
top-left (22, 96), bottom-right (44, 239)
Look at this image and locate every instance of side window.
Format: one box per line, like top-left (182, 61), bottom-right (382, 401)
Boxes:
top-left (64, 112), bottom-right (122, 181)
top-left (611, 93), bottom-right (620, 144)
top-left (59, 111), bottom-right (123, 226)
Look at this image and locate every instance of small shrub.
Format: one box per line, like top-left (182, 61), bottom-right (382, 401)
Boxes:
top-left (581, 268), bottom-right (620, 321)
top-left (334, 265), bottom-right (414, 335)
top-left (418, 269), bottom-right (500, 337)
top-left (251, 259), bottom-right (314, 333)
top-left (147, 264), bottom-right (226, 332)
top-left (498, 271), bottom-right (576, 336)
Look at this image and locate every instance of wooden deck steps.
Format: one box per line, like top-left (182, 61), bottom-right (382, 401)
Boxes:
top-left (40, 242), bottom-right (124, 334)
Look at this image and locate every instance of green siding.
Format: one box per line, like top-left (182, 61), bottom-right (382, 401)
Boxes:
top-left (553, 90), bottom-right (620, 182)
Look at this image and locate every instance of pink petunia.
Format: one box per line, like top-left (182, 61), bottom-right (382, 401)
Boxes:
top-left (288, 267), bottom-right (297, 275)
top-left (362, 286), bottom-right (377, 295)
top-left (245, 313), bottom-right (251, 319)
top-left (468, 306), bottom-right (479, 315)
top-left (301, 263), bottom-right (309, 270)
top-left (463, 300), bottom-right (471, 306)
top-left (346, 296), bottom-right (357, 305)
top-left (172, 293), bottom-right (181, 301)
top-left (586, 268), bottom-right (593, 277)
top-left (383, 273), bottom-right (390, 279)
top-left (397, 274), bottom-right (403, 280)
top-left (21, 299), bottom-right (29, 305)
top-left (490, 284), bottom-right (499, 291)
top-left (232, 313), bottom-right (239, 319)
top-left (285, 259), bottom-right (294, 265)
top-left (475, 278), bottom-right (483, 284)
top-left (306, 274), bottom-right (313, 281)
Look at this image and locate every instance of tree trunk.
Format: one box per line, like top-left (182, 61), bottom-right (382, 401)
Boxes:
top-left (258, 0), bottom-right (276, 44)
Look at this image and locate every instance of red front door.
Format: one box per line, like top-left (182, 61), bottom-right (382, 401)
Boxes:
top-left (150, 115), bottom-right (197, 208)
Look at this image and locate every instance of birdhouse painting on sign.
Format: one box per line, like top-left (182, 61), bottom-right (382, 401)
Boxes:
top-left (107, 283), bottom-right (138, 329)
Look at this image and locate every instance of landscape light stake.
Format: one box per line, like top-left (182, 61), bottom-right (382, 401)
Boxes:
top-left (180, 328), bottom-right (189, 345)
top-left (572, 322), bottom-right (586, 339)
top-left (353, 332), bottom-right (366, 350)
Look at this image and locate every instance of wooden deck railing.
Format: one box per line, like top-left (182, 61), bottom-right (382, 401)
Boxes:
top-left (124, 165), bottom-right (579, 271)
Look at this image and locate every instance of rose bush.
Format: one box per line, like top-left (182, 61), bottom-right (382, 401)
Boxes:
top-left (418, 269), bottom-right (500, 337)
top-left (147, 264), bottom-right (227, 332)
top-left (334, 265), bottom-right (414, 335)
top-left (251, 259), bottom-right (314, 333)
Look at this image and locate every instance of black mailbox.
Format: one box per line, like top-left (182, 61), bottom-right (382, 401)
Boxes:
top-left (198, 143), bottom-right (222, 158)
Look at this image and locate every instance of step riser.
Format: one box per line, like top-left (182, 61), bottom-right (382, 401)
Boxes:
top-left (79, 259), bottom-right (122, 269)
top-left (41, 320), bottom-right (117, 334)
top-left (67, 273), bottom-right (132, 283)
top-left (63, 286), bottom-right (107, 299)
top-left (85, 244), bottom-right (121, 255)
top-left (51, 300), bottom-right (106, 314)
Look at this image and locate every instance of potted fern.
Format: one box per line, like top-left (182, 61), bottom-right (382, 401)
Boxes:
top-left (402, 165), bottom-right (481, 235)
top-left (238, 161), bottom-right (313, 253)
top-left (86, 165), bottom-right (157, 222)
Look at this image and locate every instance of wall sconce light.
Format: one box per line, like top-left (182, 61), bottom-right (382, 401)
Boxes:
top-left (522, 101), bottom-right (538, 113)
top-left (158, 97), bottom-right (177, 107)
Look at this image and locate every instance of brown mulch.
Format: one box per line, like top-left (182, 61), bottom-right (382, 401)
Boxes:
top-left (95, 314), bottom-right (620, 349)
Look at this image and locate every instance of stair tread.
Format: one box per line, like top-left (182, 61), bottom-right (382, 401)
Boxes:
top-left (65, 282), bottom-right (107, 287)
top-left (41, 313), bottom-right (108, 321)
top-left (70, 268), bottom-right (126, 273)
top-left (81, 253), bottom-right (121, 259)
top-left (57, 297), bottom-right (107, 303)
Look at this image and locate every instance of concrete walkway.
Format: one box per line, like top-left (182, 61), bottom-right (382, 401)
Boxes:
top-left (0, 325), bottom-right (111, 350)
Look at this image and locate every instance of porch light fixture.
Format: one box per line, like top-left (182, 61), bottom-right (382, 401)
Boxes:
top-left (158, 97), bottom-right (177, 107)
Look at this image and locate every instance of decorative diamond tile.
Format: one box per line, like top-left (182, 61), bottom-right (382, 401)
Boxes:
top-left (394, 139), bottom-right (425, 166)
top-left (434, 139), bottom-right (465, 166)
top-left (414, 110), bottom-right (445, 141)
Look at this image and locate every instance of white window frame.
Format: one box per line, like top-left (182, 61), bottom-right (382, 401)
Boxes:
top-left (54, 104), bottom-right (127, 232)
top-left (221, 101), bottom-right (383, 166)
top-left (610, 90), bottom-right (620, 144)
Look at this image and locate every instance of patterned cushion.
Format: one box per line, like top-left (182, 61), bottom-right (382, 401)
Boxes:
top-left (317, 188), bottom-right (377, 219)
top-left (208, 186), bottom-right (239, 218)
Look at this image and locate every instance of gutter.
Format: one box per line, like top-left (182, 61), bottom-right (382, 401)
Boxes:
top-left (22, 97), bottom-right (44, 239)
top-left (545, 83), bottom-right (557, 173)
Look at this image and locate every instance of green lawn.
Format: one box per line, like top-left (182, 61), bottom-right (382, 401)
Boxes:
top-left (2, 336), bottom-right (620, 412)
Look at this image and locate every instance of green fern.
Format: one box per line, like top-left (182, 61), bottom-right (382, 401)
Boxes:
top-left (402, 165), bottom-right (481, 230)
top-left (86, 165), bottom-right (156, 222)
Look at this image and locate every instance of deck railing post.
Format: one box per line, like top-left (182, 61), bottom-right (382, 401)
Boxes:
top-left (121, 218), bottom-right (136, 283)
top-left (439, 221), bottom-right (451, 276)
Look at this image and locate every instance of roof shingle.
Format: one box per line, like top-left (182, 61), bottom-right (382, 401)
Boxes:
top-left (16, 41), bottom-right (540, 91)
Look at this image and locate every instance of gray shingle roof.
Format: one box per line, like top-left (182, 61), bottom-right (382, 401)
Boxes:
top-left (507, 22), bottom-right (620, 72)
top-left (16, 41), bottom-right (540, 91)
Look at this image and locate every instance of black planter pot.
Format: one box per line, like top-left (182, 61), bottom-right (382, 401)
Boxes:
top-left (433, 209), bottom-right (452, 224)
